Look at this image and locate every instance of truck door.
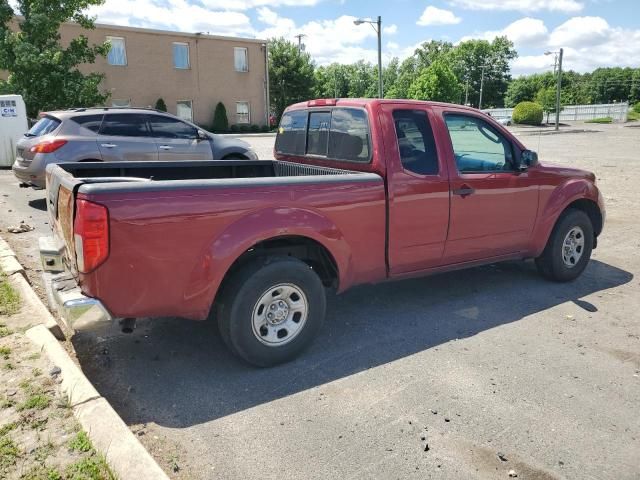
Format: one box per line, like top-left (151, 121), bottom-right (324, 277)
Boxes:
top-left (381, 104), bottom-right (451, 274)
top-left (440, 111), bottom-right (538, 263)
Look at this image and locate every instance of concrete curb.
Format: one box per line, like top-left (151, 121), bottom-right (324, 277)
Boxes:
top-left (1, 235), bottom-right (170, 480)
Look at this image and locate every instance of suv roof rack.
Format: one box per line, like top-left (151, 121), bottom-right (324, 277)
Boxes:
top-left (65, 106), bottom-right (166, 113)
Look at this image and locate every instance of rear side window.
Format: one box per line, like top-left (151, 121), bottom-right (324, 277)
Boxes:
top-left (306, 111), bottom-right (330, 156)
top-left (26, 116), bottom-right (61, 137)
top-left (99, 113), bottom-right (149, 137)
top-left (275, 110), bottom-right (307, 155)
top-left (328, 108), bottom-right (369, 161)
top-left (71, 114), bottom-right (103, 133)
top-left (148, 115), bottom-right (197, 139)
top-left (276, 107), bottom-right (371, 162)
top-left (393, 110), bottom-right (439, 175)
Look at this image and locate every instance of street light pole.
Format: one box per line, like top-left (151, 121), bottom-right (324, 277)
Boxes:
top-left (554, 48), bottom-right (563, 131)
top-left (354, 16), bottom-right (383, 99)
top-left (464, 76), bottom-right (470, 105)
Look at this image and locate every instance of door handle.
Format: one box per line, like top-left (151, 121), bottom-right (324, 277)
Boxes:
top-left (159, 145), bottom-right (173, 150)
top-left (100, 143), bottom-right (117, 148)
top-left (453, 185), bottom-right (475, 197)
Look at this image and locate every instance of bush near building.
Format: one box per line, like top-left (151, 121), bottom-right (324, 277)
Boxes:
top-left (212, 102), bottom-right (229, 132)
top-left (154, 98), bottom-right (167, 112)
top-left (512, 101), bottom-right (543, 126)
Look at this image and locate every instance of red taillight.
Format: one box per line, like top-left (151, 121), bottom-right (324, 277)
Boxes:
top-left (30, 139), bottom-right (67, 154)
top-left (73, 199), bottom-right (109, 273)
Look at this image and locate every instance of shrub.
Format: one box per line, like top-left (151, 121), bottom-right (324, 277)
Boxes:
top-left (212, 102), bottom-right (229, 132)
top-left (250, 124), bottom-right (260, 133)
top-left (512, 101), bottom-right (543, 126)
top-left (260, 125), bottom-right (270, 133)
top-left (239, 124), bottom-right (250, 133)
top-left (154, 98), bottom-right (167, 112)
top-left (229, 124), bottom-right (240, 133)
top-left (633, 102), bottom-right (640, 114)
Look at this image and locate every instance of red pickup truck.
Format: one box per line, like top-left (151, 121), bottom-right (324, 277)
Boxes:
top-left (41, 99), bottom-right (604, 366)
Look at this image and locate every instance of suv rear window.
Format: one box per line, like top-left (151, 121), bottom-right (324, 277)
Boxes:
top-left (276, 107), bottom-right (370, 162)
top-left (26, 116), bottom-right (61, 137)
top-left (71, 114), bottom-right (104, 132)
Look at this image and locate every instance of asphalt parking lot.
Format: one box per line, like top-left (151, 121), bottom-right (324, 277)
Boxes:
top-left (0, 126), bottom-right (639, 479)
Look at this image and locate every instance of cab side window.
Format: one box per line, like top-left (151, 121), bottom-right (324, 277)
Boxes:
top-left (445, 114), bottom-right (514, 172)
top-left (392, 110), bottom-right (439, 175)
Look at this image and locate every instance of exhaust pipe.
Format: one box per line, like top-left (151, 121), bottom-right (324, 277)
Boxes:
top-left (119, 318), bottom-right (136, 334)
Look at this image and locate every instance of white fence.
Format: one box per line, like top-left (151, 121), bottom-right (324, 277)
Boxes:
top-left (484, 102), bottom-right (629, 122)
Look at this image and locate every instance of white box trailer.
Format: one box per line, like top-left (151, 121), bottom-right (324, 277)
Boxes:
top-left (0, 94), bottom-right (29, 167)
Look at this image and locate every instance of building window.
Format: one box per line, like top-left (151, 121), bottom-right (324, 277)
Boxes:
top-left (111, 99), bottom-right (131, 107)
top-left (236, 102), bottom-right (250, 124)
top-left (173, 42), bottom-right (190, 69)
top-left (106, 36), bottom-right (127, 66)
top-left (177, 100), bottom-right (193, 122)
top-left (234, 47), bottom-right (248, 72)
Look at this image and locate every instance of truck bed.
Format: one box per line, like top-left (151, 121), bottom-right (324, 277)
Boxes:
top-left (46, 160), bottom-right (387, 320)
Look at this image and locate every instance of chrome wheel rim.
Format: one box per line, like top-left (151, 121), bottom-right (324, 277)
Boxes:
top-left (251, 283), bottom-right (308, 347)
top-left (562, 226), bottom-right (585, 268)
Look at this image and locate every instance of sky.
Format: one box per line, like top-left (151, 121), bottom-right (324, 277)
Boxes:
top-left (83, 0), bottom-right (640, 75)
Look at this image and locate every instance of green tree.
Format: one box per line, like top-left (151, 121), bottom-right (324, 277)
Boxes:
top-left (154, 98), bottom-right (167, 111)
top-left (535, 86), bottom-right (557, 124)
top-left (407, 60), bottom-right (461, 103)
top-left (449, 36), bottom-right (517, 108)
top-left (268, 37), bottom-right (315, 121)
top-left (385, 56), bottom-right (418, 99)
top-left (212, 101), bottom-right (228, 132)
top-left (0, 0), bottom-right (110, 118)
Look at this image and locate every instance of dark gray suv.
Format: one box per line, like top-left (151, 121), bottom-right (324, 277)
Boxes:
top-left (12, 107), bottom-right (258, 188)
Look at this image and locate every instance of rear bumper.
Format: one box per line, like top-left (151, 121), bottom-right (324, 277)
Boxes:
top-left (39, 236), bottom-right (113, 331)
top-left (12, 162), bottom-right (45, 188)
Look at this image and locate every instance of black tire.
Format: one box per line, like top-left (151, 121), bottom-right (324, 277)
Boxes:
top-left (222, 154), bottom-right (248, 160)
top-left (217, 256), bottom-right (326, 367)
top-left (535, 209), bottom-right (594, 282)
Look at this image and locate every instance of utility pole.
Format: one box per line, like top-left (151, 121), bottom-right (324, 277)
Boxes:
top-left (464, 76), bottom-right (470, 105)
top-left (294, 34), bottom-right (306, 52)
top-left (554, 48), bottom-right (563, 131)
top-left (478, 65), bottom-right (488, 110)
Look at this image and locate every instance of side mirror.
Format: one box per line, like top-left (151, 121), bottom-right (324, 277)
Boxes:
top-left (521, 149), bottom-right (538, 168)
top-left (196, 129), bottom-right (208, 141)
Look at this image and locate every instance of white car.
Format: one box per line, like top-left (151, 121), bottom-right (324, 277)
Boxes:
top-left (497, 117), bottom-right (512, 126)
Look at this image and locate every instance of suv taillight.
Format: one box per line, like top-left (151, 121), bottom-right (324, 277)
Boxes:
top-left (74, 199), bottom-right (109, 273)
top-left (30, 139), bottom-right (67, 154)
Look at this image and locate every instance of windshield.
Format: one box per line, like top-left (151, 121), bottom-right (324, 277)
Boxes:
top-left (25, 116), bottom-right (61, 137)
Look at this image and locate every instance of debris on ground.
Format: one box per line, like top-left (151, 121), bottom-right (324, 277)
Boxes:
top-left (508, 469), bottom-right (518, 477)
top-left (497, 452), bottom-right (508, 462)
top-left (7, 223), bottom-right (34, 234)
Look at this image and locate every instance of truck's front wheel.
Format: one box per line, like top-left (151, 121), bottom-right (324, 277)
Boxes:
top-left (535, 209), bottom-right (594, 282)
top-left (217, 256), bottom-right (326, 367)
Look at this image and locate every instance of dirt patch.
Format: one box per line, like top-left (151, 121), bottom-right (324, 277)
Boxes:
top-left (1, 318), bottom-right (115, 479)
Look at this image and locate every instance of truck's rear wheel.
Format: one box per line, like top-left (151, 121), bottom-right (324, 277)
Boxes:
top-left (535, 209), bottom-right (594, 282)
top-left (217, 256), bottom-right (326, 367)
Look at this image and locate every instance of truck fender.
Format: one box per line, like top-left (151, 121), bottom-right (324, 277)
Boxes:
top-left (529, 179), bottom-right (602, 257)
top-left (184, 207), bottom-right (352, 319)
